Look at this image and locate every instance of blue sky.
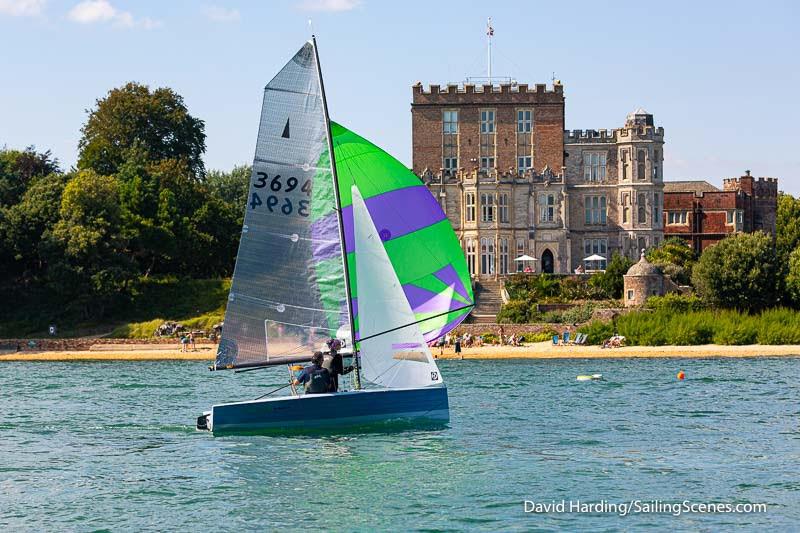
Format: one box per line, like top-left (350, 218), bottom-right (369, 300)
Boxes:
top-left (1, 0), bottom-right (798, 192)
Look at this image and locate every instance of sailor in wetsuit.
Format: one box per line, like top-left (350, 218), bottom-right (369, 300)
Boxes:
top-left (323, 338), bottom-right (353, 393)
top-left (292, 352), bottom-right (331, 394)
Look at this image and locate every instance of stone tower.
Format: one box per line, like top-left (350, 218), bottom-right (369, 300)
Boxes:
top-left (623, 249), bottom-right (665, 307)
top-left (615, 109), bottom-right (665, 258)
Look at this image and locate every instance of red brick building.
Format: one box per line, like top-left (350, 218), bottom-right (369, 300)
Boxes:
top-left (663, 171), bottom-right (777, 252)
top-left (411, 82), bottom-right (565, 176)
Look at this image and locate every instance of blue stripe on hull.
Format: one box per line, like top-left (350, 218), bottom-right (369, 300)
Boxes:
top-left (209, 386), bottom-right (449, 435)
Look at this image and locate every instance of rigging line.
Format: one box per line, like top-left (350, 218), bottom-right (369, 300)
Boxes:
top-left (312, 35), bottom-right (361, 390)
top-left (357, 303), bottom-right (474, 344)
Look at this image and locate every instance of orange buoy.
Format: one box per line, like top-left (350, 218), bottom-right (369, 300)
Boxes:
top-left (677, 370), bottom-right (685, 380)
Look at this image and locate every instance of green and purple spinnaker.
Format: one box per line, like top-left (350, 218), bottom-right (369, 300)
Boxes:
top-left (324, 122), bottom-right (473, 342)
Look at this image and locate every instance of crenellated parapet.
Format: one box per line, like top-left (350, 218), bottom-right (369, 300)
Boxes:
top-left (616, 125), bottom-right (665, 142)
top-left (723, 175), bottom-right (778, 197)
top-left (419, 166), bottom-right (565, 185)
top-left (412, 81), bottom-right (564, 105)
top-left (564, 125), bottom-right (665, 144)
top-left (563, 129), bottom-right (617, 143)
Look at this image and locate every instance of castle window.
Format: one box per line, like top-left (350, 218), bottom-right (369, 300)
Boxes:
top-left (465, 192), bottom-right (476, 222)
top-left (479, 156), bottom-right (495, 171)
top-left (539, 193), bottom-right (555, 222)
top-left (499, 237), bottom-right (509, 275)
top-left (667, 211), bottom-right (688, 224)
top-left (517, 156), bottom-right (532, 175)
top-left (480, 193), bottom-right (495, 222)
top-left (637, 149), bottom-right (647, 180)
top-left (480, 110), bottom-right (495, 133)
top-left (443, 110), bottom-right (458, 134)
top-left (621, 149), bottom-right (629, 180)
top-left (466, 238), bottom-right (477, 275)
top-left (517, 110), bottom-right (532, 133)
top-left (638, 236), bottom-right (647, 251)
top-left (638, 193), bottom-right (647, 223)
top-left (584, 195), bottom-right (607, 225)
top-left (627, 289), bottom-right (634, 301)
top-left (516, 238), bottom-right (525, 272)
top-left (653, 193), bottom-right (660, 225)
top-left (499, 193), bottom-right (509, 223)
top-left (480, 237), bottom-right (495, 275)
top-left (726, 211), bottom-right (734, 224)
top-left (444, 157), bottom-right (458, 175)
top-left (583, 152), bottom-right (607, 182)
top-left (583, 238), bottom-right (607, 270)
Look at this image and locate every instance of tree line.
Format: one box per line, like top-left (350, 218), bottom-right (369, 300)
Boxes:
top-left (0, 82), bottom-right (249, 323)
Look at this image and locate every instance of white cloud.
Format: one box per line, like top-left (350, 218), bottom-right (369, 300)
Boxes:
top-left (67, 0), bottom-right (161, 29)
top-left (203, 5), bottom-right (240, 23)
top-left (299, 0), bottom-right (361, 12)
top-left (0, 0), bottom-right (46, 17)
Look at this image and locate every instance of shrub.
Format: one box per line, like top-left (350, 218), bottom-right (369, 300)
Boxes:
top-left (646, 293), bottom-right (705, 313)
top-left (587, 253), bottom-right (634, 299)
top-left (692, 232), bottom-right (782, 310)
top-left (520, 331), bottom-right (557, 343)
top-left (713, 317), bottom-right (758, 345)
top-left (497, 300), bottom-right (534, 324)
top-left (561, 303), bottom-right (597, 324)
top-left (578, 320), bottom-right (615, 345)
top-left (541, 311), bottom-right (564, 323)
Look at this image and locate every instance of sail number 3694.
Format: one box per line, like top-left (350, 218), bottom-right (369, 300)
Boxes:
top-left (250, 172), bottom-right (311, 216)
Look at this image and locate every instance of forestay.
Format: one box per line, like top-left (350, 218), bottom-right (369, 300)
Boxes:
top-left (352, 185), bottom-right (443, 389)
top-left (216, 41), bottom-right (349, 369)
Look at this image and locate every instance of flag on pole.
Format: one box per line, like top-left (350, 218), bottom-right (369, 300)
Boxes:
top-left (487, 18), bottom-right (494, 36)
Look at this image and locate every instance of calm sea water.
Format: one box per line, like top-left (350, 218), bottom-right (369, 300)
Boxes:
top-left (1, 357), bottom-right (798, 531)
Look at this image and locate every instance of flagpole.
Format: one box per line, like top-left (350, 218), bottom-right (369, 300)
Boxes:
top-left (487, 17), bottom-right (492, 80)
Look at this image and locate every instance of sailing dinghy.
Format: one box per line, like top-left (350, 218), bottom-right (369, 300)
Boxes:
top-left (197, 38), bottom-right (472, 434)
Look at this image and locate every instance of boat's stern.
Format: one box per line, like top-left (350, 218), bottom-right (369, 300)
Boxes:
top-left (196, 410), bottom-right (212, 432)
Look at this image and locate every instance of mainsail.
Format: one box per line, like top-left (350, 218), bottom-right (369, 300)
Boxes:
top-left (216, 41), bottom-right (349, 369)
top-left (352, 186), bottom-right (443, 389)
top-left (331, 123), bottom-right (474, 343)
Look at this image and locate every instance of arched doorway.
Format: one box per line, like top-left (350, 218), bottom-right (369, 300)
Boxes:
top-left (541, 249), bottom-right (554, 274)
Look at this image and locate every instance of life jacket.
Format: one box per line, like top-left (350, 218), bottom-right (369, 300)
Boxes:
top-left (305, 366), bottom-right (331, 394)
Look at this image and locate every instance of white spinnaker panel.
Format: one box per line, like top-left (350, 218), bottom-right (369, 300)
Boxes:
top-left (352, 185), bottom-right (443, 388)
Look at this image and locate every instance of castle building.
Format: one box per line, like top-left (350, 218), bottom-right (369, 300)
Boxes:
top-left (412, 81), bottom-right (664, 277)
top-left (663, 171), bottom-right (778, 252)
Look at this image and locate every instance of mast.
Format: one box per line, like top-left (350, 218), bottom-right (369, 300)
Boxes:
top-left (311, 35), bottom-right (362, 390)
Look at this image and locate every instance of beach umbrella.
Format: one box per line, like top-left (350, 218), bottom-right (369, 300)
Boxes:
top-left (582, 254), bottom-right (607, 272)
top-left (583, 254), bottom-right (606, 262)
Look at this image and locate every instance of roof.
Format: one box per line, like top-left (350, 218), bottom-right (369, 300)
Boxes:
top-left (663, 180), bottom-right (720, 194)
top-left (626, 251), bottom-right (662, 277)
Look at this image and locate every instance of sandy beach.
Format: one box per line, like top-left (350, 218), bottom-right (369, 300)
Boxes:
top-left (2, 342), bottom-right (800, 361)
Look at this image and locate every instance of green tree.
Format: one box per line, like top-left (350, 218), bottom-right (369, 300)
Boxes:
top-left (206, 165), bottom-right (250, 210)
top-left (589, 253), bottom-right (635, 299)
top-left (785, 246), bottom-right (800, 305)
top-left (646, 237), bottom-right (696, 285)
top-left (78, 82), bottom-right (206, 177)
top-left (0, 147), bottom-right (60, 206)
top-left (691, 231), bottom-right (780, 311)
top-left (776, 192), bottom-right (800, 262)
top-left (1, 172), bottom-right (70, 278)
top-left (44, 170), bottom-right (135, 318)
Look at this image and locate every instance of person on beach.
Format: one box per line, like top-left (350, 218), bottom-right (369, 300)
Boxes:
top-left (322, 338), bottom-right (352, 392)
top-left (454, 336), bottom-right (462, 360)
top-left (180, 335), bottom-right (189, 352)
top-left (293, 352), bottom-right (331, 394)
top-left (189, 332), bottom-right (196, 351)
